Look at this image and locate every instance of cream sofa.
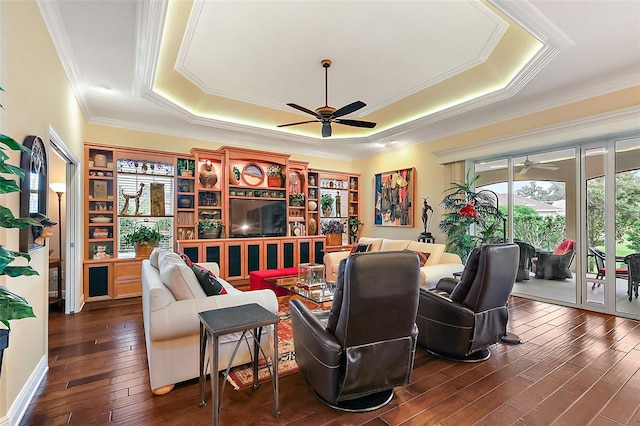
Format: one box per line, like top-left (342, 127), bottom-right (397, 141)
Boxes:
top-left (142, 249), bottom-right (278, 395)
top-left (324, 237), bottom-right (464, 288)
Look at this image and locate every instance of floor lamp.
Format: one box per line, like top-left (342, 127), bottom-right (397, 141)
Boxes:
top-left (49, 183), bottom-right (65, 260)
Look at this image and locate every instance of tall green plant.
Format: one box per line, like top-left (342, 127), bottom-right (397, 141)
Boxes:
top-left (0, 132), bottom-right (41, 329)
top-left (439, 170), bottom-right (506, 263)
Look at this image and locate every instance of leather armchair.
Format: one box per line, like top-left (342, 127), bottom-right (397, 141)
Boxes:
top-left (416, 243), bottom-right (519, 362)
top-left (290, 251), bottom-right (420, 411)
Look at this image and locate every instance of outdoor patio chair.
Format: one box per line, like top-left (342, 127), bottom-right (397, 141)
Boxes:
top-left (623, 253), bottom-right (640, 302)
top-left (515, 241), bottom-right (536, 281)
top-left (589, 247), bottom-right (628, 289)
top-left (534, 239), bottom-right (575, 280)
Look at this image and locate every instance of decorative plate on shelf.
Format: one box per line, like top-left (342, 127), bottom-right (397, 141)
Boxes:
top-left (90, 216), bottom-right (112, 223)
top-left (241, 163), bottom-right (264, 187)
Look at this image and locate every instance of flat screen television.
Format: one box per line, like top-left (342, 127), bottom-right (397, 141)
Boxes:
top-left (229, 198), bottom-right (287, 238)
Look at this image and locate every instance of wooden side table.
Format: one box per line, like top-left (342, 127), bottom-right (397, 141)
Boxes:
top-left (48, 258), bottom-right (63, 310)
top-left (198, 303), bottom-right (280, 425)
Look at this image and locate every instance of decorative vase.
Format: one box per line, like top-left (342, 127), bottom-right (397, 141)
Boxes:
top-left (180, 169), bottom-right (193, 177)
top-left (178, 197), bottom-right (192, 208)
top-left (325, 232), bottom-right (342, 246)
top-left (308, 200), bottom-right (317, 211)
top-left (94, 154), bottom-right (107, 168)
top-left (322, 206), bottom-right (333, 217)
top-left (199, 160), bottom-right (218, 189)
top-left (308, 217), bottom-right (317, 235)
top-left (267, 175), bottom-right (283, 188)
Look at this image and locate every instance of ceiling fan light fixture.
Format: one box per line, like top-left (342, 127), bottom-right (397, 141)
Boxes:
top-left (277, 59), bottom-right (377, 138)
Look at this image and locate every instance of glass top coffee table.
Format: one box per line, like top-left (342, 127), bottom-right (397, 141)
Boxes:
top-left (265, 275), bottom-right (334, 304)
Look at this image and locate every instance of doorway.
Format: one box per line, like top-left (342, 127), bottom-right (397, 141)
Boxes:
top-left (48, 127), bottom-right (81, 314)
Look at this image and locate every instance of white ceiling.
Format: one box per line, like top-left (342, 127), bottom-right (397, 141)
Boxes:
top-left (37, 0), bottom-right (640, 161)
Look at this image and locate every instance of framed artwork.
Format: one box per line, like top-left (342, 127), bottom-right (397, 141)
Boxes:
top-left (93, 181), bottom-right (107, 199)
top-left (19, 135), bottom-right (49, 252)
top-left (374, 168), bottom-right (415, 227)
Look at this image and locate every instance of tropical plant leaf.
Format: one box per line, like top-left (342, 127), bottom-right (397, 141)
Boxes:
top-left (0, 176), bottom-right (21, 194)
top-left (0, 133), bottom-right (31, 153)
top-left (0, 162), bottom-right (25, 179)
top-left (0, 205), bottom-right (41, 228)
top-left (0, 287), bottom-right (36, 330)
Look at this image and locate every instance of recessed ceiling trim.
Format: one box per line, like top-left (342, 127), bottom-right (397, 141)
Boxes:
top-left (134, 0), bottom-right (167, 97)
top-left (432, 106), bottom-right (640, 164)
top-left (489, 0), bottom-right (574, 48)
top-left (143, 90), bottom-right (370, 146)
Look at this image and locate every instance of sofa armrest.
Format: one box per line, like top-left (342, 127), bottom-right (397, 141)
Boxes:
top-left (323, 251), bottom-right (350, 282)
top-left (148, 289), bottom-right (278, 341)
top-left (440, 252), bottom-right (462, 264)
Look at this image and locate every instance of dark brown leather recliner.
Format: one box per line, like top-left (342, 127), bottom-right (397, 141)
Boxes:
top-left (290, 251), bottom-right (420, 411)
top-left (416, 243), bottom-right (519, 362)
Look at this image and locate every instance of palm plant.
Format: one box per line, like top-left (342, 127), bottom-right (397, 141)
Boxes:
top-left (439, 170), bottom-right (506, 263)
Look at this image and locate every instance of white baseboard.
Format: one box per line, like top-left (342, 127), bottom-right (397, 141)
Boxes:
top-left (0, 355), bottom-right (48, 426)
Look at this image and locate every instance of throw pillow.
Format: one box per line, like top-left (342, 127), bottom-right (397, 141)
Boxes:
top-left (406, 250), bottom-right (430, 267)
top-left (178, 252), bottom-right (192, 267)
top-left (191, 264), bottom-right (227, 296)
top-left (326, 258), bottom-right (347, 334)
top-left (349, 243), bottom-right (371, 255)
top-left (450, 247), bottom-right (482, 303)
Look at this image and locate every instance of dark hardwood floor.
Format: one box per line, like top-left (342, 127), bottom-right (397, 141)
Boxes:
top-left (21, 296), bottom-right (640, 425)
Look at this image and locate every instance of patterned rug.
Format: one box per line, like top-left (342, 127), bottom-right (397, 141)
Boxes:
top-left (225, 301), bottom-right (306, 390)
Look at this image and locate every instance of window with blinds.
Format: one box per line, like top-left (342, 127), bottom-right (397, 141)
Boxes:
top-left (116, 159), bottom-right (175, 256)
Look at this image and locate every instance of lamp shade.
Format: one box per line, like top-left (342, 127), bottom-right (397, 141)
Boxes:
top-left (50, 182), bottom-right (66, 194)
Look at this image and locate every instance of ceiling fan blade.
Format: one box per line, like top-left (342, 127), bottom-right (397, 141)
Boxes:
top-left (534, 164), bottom-right (559, 170)
top-left (519, 166), bottom-right (531, 175)
top-left (286, 103), bottom-right (321, 119)
top-left (331, 101), bottom-right (366, 119)
top-left (334, 118), bottom-right (377, 129)
top-left (277, 120), bottom-right (319, 128)
top-left (322, 122), bottom-right (332, 138)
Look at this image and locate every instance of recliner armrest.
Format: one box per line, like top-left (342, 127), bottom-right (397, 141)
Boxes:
top-left (289, 300), bottom-right (341, 365)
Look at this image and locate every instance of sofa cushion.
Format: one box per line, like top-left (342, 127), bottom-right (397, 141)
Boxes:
top-left (191, 264), bottom-right (227, 296)
top-left (158, 251), bottom-right (205, 300)
top-left (407, 250), bottom-right (430, 267)
top-left (178, 252), bottom-right (193, 267)
top-left (349, 243), bottom-right (371, 254)
top-left (406, 241), bottom-right (446, 266)
top-left (380, 239), bottom-right (411, 252)
top-left (358, 237), bottom-right (383, 252)
top-left (149, 247), bottom-right (169, 269)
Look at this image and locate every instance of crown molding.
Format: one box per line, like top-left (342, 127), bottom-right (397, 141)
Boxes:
top-left (36, 0), bottom-right (94, 119)
top-left (134, 0), bottom-right (167, 97)
top-left (432, 106), bottom-right (640, 164)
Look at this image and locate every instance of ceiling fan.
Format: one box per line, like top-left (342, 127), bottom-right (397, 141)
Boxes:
top-left (277, 59), bottom-right (377, 138)
top-left (518, 156), bottom-right (559, 175)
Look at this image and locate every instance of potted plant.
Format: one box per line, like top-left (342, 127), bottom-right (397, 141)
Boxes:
top-left (321, 193), bottom-right (334, 217)
top-left (177, 158), bottom-right (194, 177)
top-left (266, 164), bottom-right (283, 188)
top-left (321, 219), bottom-right (344, 246)
top-left (289, 193), bottom-right (305, 207)
top-left (439, 170), bottom-right (506, 263)
top-left (0, 129), bottom-right (42, 376)
top-left (122, 224), bottom-right (164, 258)
top-left (197, 219), bottom-right (225, 239)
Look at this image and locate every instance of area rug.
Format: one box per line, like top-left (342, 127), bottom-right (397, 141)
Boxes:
top-left (225, 301), bottom-right (310, 390)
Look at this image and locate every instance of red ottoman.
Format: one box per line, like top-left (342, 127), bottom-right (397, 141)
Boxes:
top-left (249, 267), bottom-right (299, 297)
